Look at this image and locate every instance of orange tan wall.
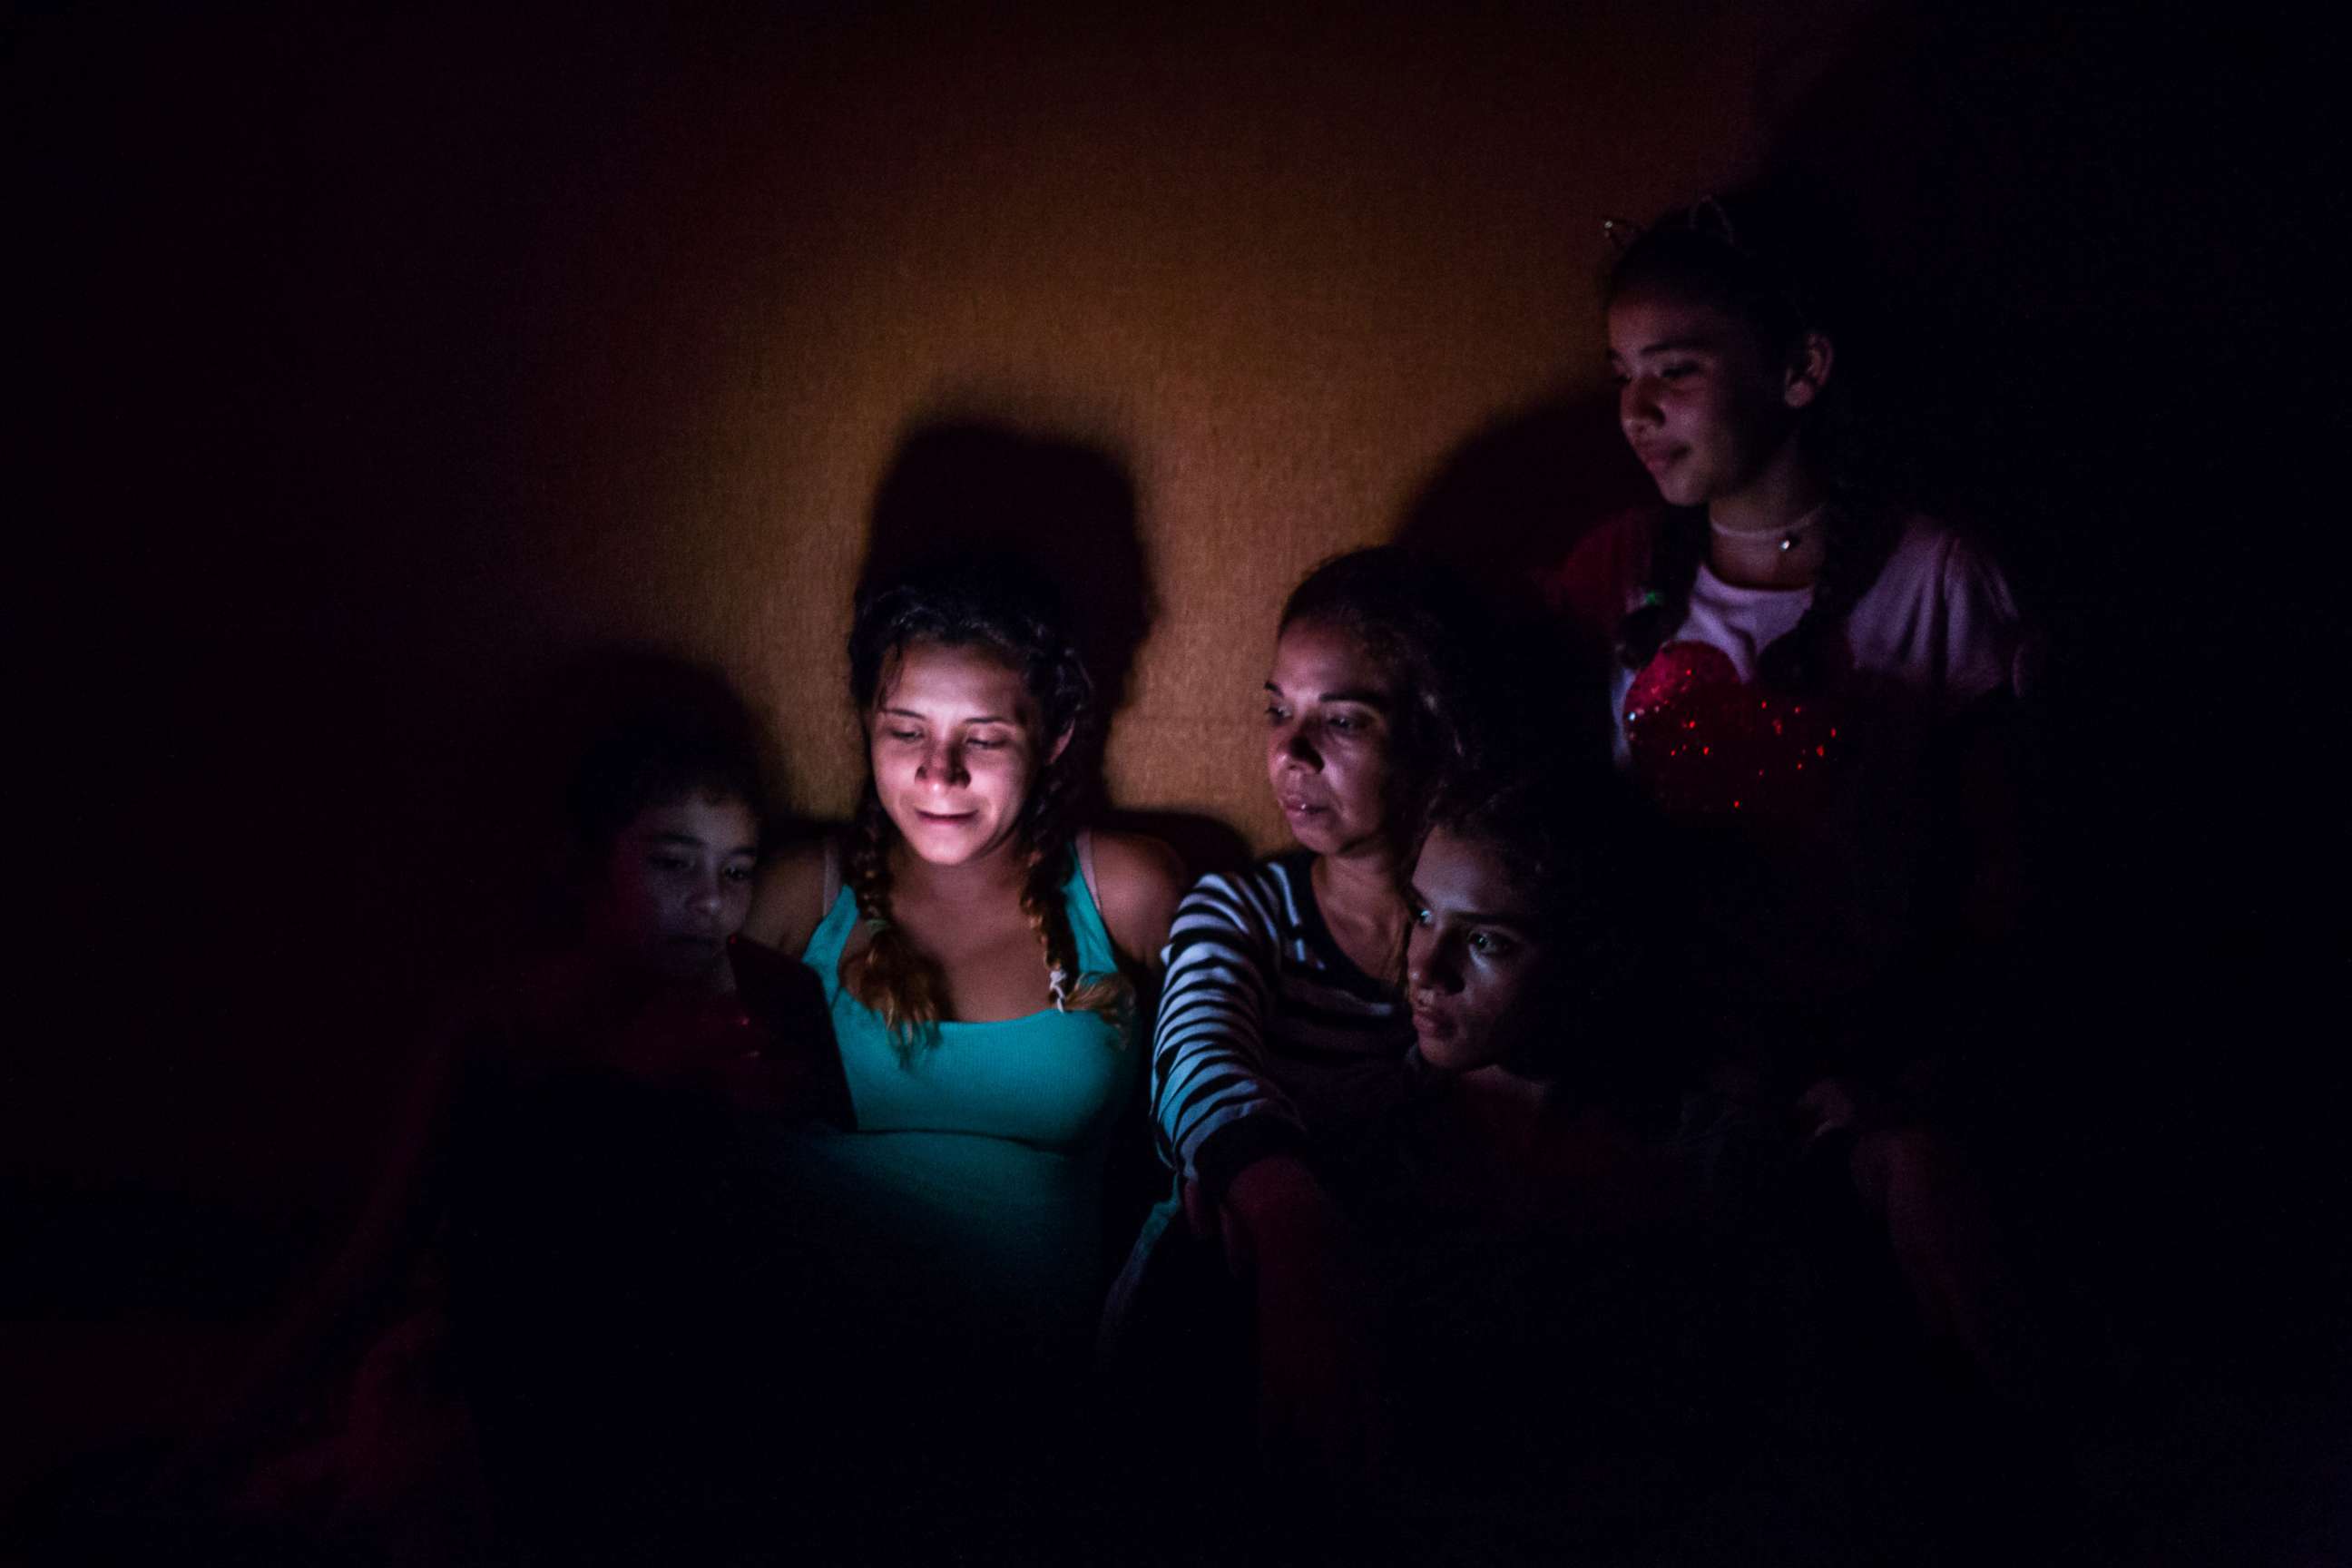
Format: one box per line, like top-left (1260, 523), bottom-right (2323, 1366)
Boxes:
top-left (21, 0), bottom-right (1856, 1197)
top-left (462, 4), bottom-right (1827, 848)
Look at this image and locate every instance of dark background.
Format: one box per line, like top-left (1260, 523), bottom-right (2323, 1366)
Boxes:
top-left (7, 0), bottom-right (2340, 1553)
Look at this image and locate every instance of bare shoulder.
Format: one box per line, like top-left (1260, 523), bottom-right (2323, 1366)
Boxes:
top-left (744, 836), bottom-right (836, 956)
top-left (1084, 829), bottom-right (1187, 970)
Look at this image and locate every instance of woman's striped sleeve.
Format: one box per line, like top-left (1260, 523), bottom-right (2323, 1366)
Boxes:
top-left (1150, 867), bottom-right (1305, 1196)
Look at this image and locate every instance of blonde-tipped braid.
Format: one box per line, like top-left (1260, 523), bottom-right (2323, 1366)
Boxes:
top-left (838, 783), bottom-right (947, 1051)
top-left (1017, 842), bottom-right (1132, 1025)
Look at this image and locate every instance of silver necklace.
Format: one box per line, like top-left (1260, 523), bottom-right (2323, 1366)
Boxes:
top-left (1710, 503), bottom-right (1828, 554)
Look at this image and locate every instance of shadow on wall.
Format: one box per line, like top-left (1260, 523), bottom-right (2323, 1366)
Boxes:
top-left (1392, 385), bottom-right (1653, 614)
top-left (859, 418), bottom-right (1154, 722)
top-left (1390, 385), bottom-right (1650, 775)
top-left (856, 418), bottom-right (1250, 879)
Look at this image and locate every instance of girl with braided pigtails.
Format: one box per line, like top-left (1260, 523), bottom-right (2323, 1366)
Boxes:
top-left (736, 557), bottom-right (1181, 1544)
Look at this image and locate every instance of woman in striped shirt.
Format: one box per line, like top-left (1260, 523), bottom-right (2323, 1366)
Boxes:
top-left (1132, 546), bottom-right (1491, 1488)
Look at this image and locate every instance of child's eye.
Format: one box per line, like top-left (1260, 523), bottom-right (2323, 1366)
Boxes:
top-left (1264, 702), bottom-right (1291, 725)
top-left (1660, 361), bottom-right (1700, 382)
top-left (1411, 903), bottom-right (1432, 926)
top-left (723, 863), bottom-right (756, 885)
top-left (886, 727), bottom-right (922, 743)
top-left (964, 735), bottom-right (1007, 751)
top-left (651, 854), bottom-right (694, 874)
top-left (1468, 931), bottom-right (1516, 958)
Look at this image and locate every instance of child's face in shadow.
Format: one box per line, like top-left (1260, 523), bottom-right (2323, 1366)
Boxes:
top-left (1406, 828), bottom-right (1553, 1073)
top-left (1264, 617), bottom-right (1397, 860)
top-left (589, 792), bottom-right (760, 985)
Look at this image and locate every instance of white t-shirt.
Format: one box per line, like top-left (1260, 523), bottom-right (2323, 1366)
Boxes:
top-left (1552, 510), bottom-right (2026, 1020)
top-left (1555, 509), bottom-right (2022, 780)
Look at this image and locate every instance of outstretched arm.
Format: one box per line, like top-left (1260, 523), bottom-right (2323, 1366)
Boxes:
top-left (1147, 865), bottom-right (1383, 1486)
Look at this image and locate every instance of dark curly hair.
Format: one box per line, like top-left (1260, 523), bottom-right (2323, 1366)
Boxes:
top-left (1605, 191), bottom-right (1897, 691)
top-left (840, 557), bottom-right (1126, 1052)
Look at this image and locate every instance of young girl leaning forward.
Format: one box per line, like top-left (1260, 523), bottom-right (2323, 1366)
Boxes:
top-left (1377, 770), bottom-right (1798, 1558)
top-left (165, 687), bottom-right (799, 1563)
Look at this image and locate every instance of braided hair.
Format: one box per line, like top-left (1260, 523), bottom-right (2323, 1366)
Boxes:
top-left (839, 558), bottom-right (1129, 1054)
top-left (1607, 191), bottom-right (1896, 691)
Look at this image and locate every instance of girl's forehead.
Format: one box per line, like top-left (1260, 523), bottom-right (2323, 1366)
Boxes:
top-left (1418, 827), bottom-right (1528, 897)
top-left (625, 792), bottom-right (760, 847)
top-left (877, 639), bottom-right (1034, 713)
top-left (1607, 289), bottom-right (1750, 352)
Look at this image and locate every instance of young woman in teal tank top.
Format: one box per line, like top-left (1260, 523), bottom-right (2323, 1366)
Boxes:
top-left (739, 560), bottom-right (1181, 1534)
top-left (794, 843), bottom-right (1138, 1350)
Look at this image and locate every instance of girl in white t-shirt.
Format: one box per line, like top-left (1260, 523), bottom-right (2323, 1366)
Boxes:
top-left (1552, 191), bottom-right (2027, 1080)
top-left (1550, 192), bottom-right (2045, 1417)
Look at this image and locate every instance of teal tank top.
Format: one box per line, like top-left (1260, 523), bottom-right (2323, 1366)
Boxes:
top-left (786, 851), bottom-right (1137, 1355)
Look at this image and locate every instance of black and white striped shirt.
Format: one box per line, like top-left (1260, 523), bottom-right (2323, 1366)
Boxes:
top-left (1151, 855), bottom-right (1415, 1200)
